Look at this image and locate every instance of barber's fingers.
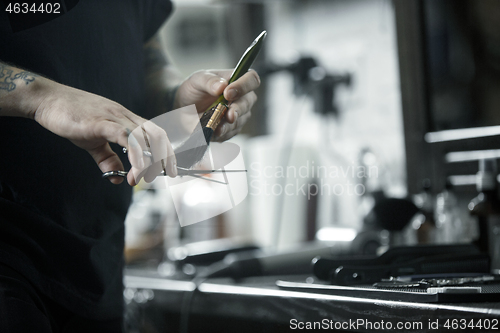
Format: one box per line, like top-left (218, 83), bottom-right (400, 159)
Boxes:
top-left (143, 160), bottom-right (168, 183)
top-left (81, 119), bottom-right (136, 185)
top-left (126, 129), bottom-right (145, 170)
top-left (225, 91), bottom-right (257, 124)
top-left (215, 109), bottom-right (252, 142)
top-left (128, 158), bottom-right (176, 186)
top-left (87, 143), bottom-right (125, 185)
top-left (223, 70), bottom-right (260, 102)
top-left (89, 119), bottom-right (132, 151)
top-left (126, 121), bottom-right (177, 185)
top-left (141, 121), bottom-right (177, 177)
top-left (213, 90), bottom-right (256, 141)
top-left (185, 70), bottom-right (229, 97)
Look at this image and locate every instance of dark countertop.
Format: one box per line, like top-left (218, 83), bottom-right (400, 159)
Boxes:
top-left (124, 268), bottom-right (500, 333)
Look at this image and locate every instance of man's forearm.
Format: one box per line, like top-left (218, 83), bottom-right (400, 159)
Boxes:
top-left (0, 61), bottom-right (43, 118)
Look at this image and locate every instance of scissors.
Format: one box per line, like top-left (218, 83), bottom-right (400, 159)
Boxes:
top-left (102, 148), bottom-right (246, 185)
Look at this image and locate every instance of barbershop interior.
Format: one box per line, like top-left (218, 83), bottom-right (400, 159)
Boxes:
top-left (124, 0), bottom-right (500, 331)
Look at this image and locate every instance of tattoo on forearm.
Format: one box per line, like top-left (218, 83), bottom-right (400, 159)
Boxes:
top-left (0, 63), bottom-right (37, 92)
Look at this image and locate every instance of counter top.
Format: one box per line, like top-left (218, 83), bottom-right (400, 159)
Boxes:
top-left (124, 269), bottom-right (500, 332)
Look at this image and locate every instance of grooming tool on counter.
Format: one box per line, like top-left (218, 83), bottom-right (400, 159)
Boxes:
top-left (312, 244), bottom-right (490, 286)
top-left (373, 274), bottom-right (498, 289)
top-left (174, 30), bottom-right (267, 169)
top-left (197, 243), bottom-right (340, 280)
top-left (330, 253), bottom-right (489, 286)
top-left (167, 238), bottom-right (260, 267)
top-left (276, 277), bottom-right (500, 303)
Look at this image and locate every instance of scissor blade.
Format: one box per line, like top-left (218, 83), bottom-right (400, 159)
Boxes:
top-left (177, 169), bottom-right (247, 175)
top-left (183, 173), bottom-right (228, 185)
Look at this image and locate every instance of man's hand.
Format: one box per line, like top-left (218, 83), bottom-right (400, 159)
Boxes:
top-left (0, 64), bottom-right (177, 186)
top-left (142, 34), bottom-right (260, 141)
top-left (173, 69), bottom-right (260, 141)
top-left (35, 79), bottom-right (177, 186)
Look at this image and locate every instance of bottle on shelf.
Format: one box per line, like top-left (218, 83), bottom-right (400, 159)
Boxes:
top-left (435, 179), bottom-right (462, 244)
top-left (412, 178), bottom-right (436, 244)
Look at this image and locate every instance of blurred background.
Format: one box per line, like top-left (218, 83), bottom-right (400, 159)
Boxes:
top-left (126, 0), bottom-right (406, 263)
top-left (123, 1), bottom-right (500, 331)
top-left (124, 0), bottom-right (500, 276)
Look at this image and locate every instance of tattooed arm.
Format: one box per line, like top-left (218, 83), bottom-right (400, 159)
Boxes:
top-left (0, 60), bottom-right (177, 185)
top-left (143, 33), bottom-right (260, 141)
top-left (0, 64), bottom-right (37, 93)
top-left (0, 62), bottom-right (40, 118)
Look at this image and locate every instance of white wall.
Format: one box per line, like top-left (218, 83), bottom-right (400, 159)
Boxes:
top-left (245, 0), bottom-right (406, 248)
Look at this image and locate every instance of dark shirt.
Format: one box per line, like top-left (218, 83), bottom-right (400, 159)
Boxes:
top-left (0, 0), bottom-right (172, 320)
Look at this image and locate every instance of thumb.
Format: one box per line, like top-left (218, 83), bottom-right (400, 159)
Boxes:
top-left (87, 143), bottom-right (125, 185)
